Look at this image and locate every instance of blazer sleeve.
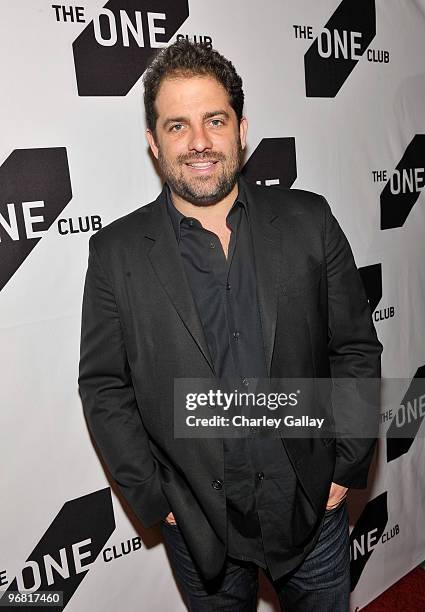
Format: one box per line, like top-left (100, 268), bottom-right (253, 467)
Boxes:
top-left (78, 236), bottom-right (171, 527)
top-left (322, 196), bottom-right (383, 489)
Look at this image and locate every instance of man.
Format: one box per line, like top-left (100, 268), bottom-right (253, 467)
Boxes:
top-left (78, 40), bottom-right (382, 611)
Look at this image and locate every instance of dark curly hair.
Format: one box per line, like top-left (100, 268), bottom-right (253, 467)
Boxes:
top-left (143, 39), bottom-right (244, 136)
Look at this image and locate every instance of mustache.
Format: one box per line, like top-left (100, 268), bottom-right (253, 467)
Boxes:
top-left (177, 152), bottom-right (226, 164)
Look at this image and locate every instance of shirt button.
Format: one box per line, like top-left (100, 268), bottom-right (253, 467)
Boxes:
top-left (242, 378), bottom-right (249, 386)
top-left (188, 219), bottom-right (195, 227)
top-left (233, 331), bottom-right (240, 341)
top-left (212, 479), bottom-right (223, 490)
top-left (257, 472), bottom-right (264, 481)
top-left (226, 283), bottom-right (231, 290)
top-left (210, 241), bottom-right (216, 249)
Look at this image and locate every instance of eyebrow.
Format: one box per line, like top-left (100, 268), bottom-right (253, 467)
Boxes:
top-left (162, 110), bottom-right (230, 129)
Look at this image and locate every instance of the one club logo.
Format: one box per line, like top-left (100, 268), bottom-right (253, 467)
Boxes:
top-left (304, 0), bottom-right (376, 97)
top-left (241, 138), bottom-right (297, 188)
top-left (73, 0), bottom-right (189, 96)
top-left (380, 135), bottom-right (425, 229)
top-left (386, 365), bottom-right (425, 462)
top-left (2, 489), bottom-right (115, 610)
top-left (0, 148), bottom-right (72, 292)
top-left (350, 492), bottom-right (388, 591)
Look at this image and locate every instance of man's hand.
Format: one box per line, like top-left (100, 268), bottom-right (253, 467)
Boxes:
top-left (164, 511), bottom-right (177, 525)
top-left (326, 482), bottom-right (348, 510)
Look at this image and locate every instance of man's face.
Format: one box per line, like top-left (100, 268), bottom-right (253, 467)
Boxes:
top-left (146, 75), bottom-right (247, 206)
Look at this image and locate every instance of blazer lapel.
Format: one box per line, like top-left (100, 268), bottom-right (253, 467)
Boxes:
top-left (242, 178), bottom-right (282, 376)
top-left (144, 187), bottom-right (215, 375)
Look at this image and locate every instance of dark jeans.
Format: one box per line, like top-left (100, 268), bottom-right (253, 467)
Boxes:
top-left (161, 500), bottom-right (350, 612)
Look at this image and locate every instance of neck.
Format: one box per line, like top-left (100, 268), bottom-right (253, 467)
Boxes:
top-left (169, 182), bottom-right (239, 225)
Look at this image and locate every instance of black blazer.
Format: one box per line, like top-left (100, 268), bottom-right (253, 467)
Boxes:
top-left (78, 176), bottom-right (382, 580)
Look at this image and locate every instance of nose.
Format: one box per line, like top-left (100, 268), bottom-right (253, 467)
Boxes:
top-left (188, 124), bottom-right (213, 153)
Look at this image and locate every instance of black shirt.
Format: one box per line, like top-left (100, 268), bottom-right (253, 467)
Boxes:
top-left (166, 179), bottom-right (321, 581)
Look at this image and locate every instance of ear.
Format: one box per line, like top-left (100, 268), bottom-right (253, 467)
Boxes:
top-left (146, 129), bottom-right (159, 159)
top-left (239, 116), bottom-right (248, 150)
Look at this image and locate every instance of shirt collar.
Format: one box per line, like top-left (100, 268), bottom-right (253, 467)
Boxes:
top-left (165, 178), bottom-right (250, 243)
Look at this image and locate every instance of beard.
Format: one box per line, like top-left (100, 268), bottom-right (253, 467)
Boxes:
top-left (157, 138), bottom-right (244, 207)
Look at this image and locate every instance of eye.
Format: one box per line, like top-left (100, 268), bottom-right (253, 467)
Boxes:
top-left (170, 123), bottom-right (184, 132)
top-left (210, 119), bottom-right (224, 127)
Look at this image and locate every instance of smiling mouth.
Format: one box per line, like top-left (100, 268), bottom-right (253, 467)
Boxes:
top-left (185, 161), bottom-right (218, 169)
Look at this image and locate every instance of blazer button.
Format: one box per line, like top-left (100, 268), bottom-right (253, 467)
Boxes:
top-left (212, 479), bottom-right (223, 490)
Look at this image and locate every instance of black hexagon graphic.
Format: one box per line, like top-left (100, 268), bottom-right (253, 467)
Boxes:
top-left (380, 135), bottom-right (425, 230)
top-left (350, 492), bottom-right (388, 591)
top-left (387, 365), bottom-right (425, 462)
top-left (0, 148), bottom-right (72, 292)
top-left (358, 263), bottom-right (382, 312)
top-left (305, 0), bottom-right (376, 97)
top-left (73, 0), bottom-right (189, 96)
top-left (241, 137), bottom-right (297, 188)
top-left (2, 489), bottom-right (115, 610)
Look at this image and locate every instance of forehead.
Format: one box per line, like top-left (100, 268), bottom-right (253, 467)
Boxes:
top-left (155, 74), bottom-right (232, 116)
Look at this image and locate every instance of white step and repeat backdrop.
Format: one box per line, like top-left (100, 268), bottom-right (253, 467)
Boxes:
top-left (1, 1), bottom-right (425, 610)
